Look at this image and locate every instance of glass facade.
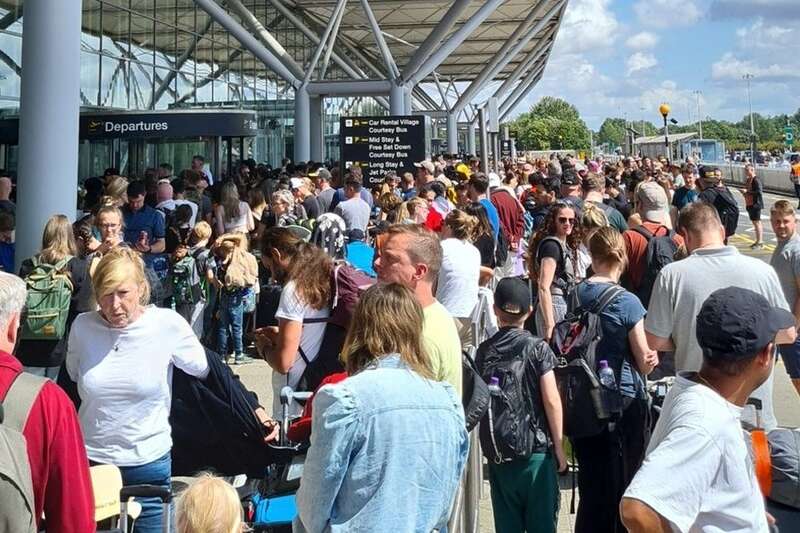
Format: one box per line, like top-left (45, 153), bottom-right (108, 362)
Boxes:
top-left (0, 0), bottom-right (387, 167)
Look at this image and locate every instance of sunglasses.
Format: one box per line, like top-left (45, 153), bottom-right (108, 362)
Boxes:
top-left (558, 217), bottom-right (575, 225)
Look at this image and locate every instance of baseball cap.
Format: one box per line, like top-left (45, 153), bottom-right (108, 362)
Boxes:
top-left (414, 160), bottom-right (435, 174)
top-left (636, 182), bottom-right (669, 222)
top-left (455, 163), bottom-right (471, 177)
top-left (488, 172), bottom-right (502, 189)
top-left (309, 167), bottom-right (331, 181)
top-left (560, 170), bottom-right (580, 187)
top-left (494, 277), bottom-right (532, 316)
top-left (289, 177), bottom-right (305, 190)
top-left (696, 287), bottom-right (795, 360)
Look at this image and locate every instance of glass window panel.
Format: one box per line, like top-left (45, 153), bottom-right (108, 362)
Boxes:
top-left (100, 56), bottom-right (129, 108)
top-left (175, 1), bottom-right (196, 32)
top-left (129, 13), bottom-right (153, 52)
top-left (80, 51), bottom-right (100, 106)
top-left (176, 71), bottom-right (194, 104)
top-left (82, 0), bottom-right (102, 35)
top-left (100, 5), bottom-right (129, 55)
top-left (154, 67), bottom-right (175, 109)
top-left (129, 60), bottom-right (154, 109)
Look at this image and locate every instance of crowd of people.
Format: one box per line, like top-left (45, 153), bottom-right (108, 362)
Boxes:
top-left (0, 148), bottom-right (798, 533)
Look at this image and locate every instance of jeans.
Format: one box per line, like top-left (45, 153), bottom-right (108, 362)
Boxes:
top-left (534, 293), bottom-right (567, 338)
top-left (22, 365), bottom-right (60, 380)
top-left (217, 289), bottom-right (246, 357)
top-left (118, 452), bottom-right (173, 533)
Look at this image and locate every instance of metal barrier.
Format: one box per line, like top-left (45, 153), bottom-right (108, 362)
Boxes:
top-left (717, 161), bottom-right (795, 196)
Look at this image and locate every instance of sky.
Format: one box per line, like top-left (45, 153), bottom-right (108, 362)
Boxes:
top-left (506, 0), bottom-right (800, 130)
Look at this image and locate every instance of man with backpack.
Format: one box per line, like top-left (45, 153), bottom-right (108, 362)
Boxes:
top-left (0, 272), bottom-right (95, 532)
top-left (475, 277), bottom-right (566, 533)
top-left (623, 182), bottom-right (683, 307)
top-left (698, 166), bottom-right (739, 242)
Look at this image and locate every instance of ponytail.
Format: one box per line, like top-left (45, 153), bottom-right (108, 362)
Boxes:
top-left (444, 209), bottom-right (479, 241)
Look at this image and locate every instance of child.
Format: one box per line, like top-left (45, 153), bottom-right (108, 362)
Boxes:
top-left (211, 233), bottom-right (258, 364)
top-left (475, 277), bottom-right (566, 533)
top-left (187, 221), bottom-right (215, 339)
top-left (176, 474), bottom-right (242, 533)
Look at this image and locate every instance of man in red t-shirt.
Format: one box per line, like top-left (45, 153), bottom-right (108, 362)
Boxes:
top-left (0, 272), bottom-right (95, 532)
top-left (623, 182), bottom-right (684, 291)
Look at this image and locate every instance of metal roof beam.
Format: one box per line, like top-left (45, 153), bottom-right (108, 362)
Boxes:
top-left (360, 0), bottom-right (400, 80)
top-left (302, 0), bottom-right (349, 85)
top-left (405, 0), bottom-right (507, 87)
top-left (453, 0), bottom-right (562, 113)
top-left (152, 13), bottom-right (214, 108)
top-left (194, 0), bottom-right (301, 88)
top-left (400, 0), bottom-right (472, 83)
top-left (500, 63), bottom-right (545, 119)
top-left (306, 79), bottom-right (391, 96)
top-left (492, 26), bottom-right (556, 101)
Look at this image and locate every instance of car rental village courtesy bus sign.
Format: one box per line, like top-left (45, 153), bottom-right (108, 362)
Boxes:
top-left (340, 115), bottom-right (429, 186)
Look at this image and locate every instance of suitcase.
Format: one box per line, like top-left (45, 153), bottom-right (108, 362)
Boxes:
top-left (119, 484), bottom-right (172, 533)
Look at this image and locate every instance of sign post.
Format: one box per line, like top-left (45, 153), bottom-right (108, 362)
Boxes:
top-left (340, 115), bottom-right (429, 186)
top-left (785, 125), bottom-right (794, 148)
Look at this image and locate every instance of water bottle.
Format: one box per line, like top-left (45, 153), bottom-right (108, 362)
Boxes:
top-left (486, 376), bottom-right (504, 462)
top-left (487, 376), bottom-right (502, 395)
top-left (598, 360), bottom-right (621, 418)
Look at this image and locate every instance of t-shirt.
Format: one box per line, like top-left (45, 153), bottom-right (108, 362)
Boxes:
top-left (474, 233), bottom-right (496, 268)
top-left (217, 201), bottom-right (252, 234)
top-left (272, 280), bottom-right (331, 418)
top-left (574, 281), bottom-right (646, 398)
top-left (345, 241), bottom-right (376, 277)
top-left (588, 200), bottom-right (628, 233)
top-left (156, 198), bottom-right (198, 227)
top-left (422, 300), bottom-right (463, 394)
top-left (317, 188), bottom-right (336, 213)
top-left (123, 204), bottom-right (166, 246)
top-left (302, 195), bottom-right (322, 220)
top-left (334, 197), bottom-right (371, 232)
top-left (437, 238), bottom-right (481, 318)
top-left (746, 176), bottom-right (764, 208)
top-left (479, 198), bottom-right (500, 239)
top-left (0, 241), bottom-right (13, 272)
top-left (645, 246), bottom-right (789, 430)
top-left (624, 374), bottom-right (768, 533)
top-left (623, 222), bottom-right (684, 291)
top-left (66, 306), bottom-right (208, 466)
top-left (771, 233), bottom-right (800, 311)
top-left (330, 187), bottom-right (374, 211)
top-left (0, 198), bottom-right (14, 216)
top-left (672, 186), bottom-right (699, 210)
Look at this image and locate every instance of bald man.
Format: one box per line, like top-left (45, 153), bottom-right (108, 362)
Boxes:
top-left (0, 177), bottom-right (14, 216)
top-left (155, 181), bottom-right (197, 226)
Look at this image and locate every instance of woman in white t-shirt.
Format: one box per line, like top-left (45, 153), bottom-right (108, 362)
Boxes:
top-left (437, 209), bottom-right (481, 344)
top-left (214, 181), bottom-right (254, 235)
top-left (257, 227), bottom-right (331, 418)
top-left (66, 247), bottom-right (208, 533)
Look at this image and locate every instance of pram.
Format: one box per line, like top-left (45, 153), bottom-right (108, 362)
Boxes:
top-left (243, 386), bottom-right (313, 532)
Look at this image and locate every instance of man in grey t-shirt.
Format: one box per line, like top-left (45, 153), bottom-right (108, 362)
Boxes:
top-left (334, 177), bottom-right (371, 233)
top-left (646, 203), bottom-right (790, 430)
top-left (770, 199), bottom-right (800, 396)
top-left (312, 168), bottom-right (336, 213)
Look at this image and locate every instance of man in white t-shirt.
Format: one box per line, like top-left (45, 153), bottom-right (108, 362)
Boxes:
top-left (622, 287), bottom-right (795, 533)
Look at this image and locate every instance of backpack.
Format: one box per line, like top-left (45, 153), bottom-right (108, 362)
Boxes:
top-left (310, 213), bottom-right (347, 260)
top-left (551, 283), bottom-right (626, 439)
top-left (297, 262), bottom-right (375, 391)
top-left (462, 351), bottom-right (490, 432)
top-left (477, 336), bottom-right (540, 463)
top-left (171, 254), bottom-right (202, 307)
top-left (20, 256), bottom-right (73, 341)
top-left (494, 228), bottom-right (509, 266)
top-left (632, 225), bottom-right (678, 308)
top-left (0, 372), bottom-right (47, 533)
top-left (711, 187), bottom-right (740, 237)
top-left (536, 236), bottom-right (576, 294)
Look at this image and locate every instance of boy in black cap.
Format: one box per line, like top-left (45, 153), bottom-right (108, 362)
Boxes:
top-left (622, 287), bottom-right (796, 533)
top-left (475, 277), bottom-right (566, 533)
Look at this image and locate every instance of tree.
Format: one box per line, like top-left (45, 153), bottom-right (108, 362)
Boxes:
top-left (509, 97), bottom-right (591, 150)
top-left (597, 118), bottom-right (626, 149)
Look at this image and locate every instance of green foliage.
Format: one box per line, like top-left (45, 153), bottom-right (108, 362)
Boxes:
top-left (509, 97), bottom-right (591, 151)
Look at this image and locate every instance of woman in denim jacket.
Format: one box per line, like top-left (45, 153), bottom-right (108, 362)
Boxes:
top-left (294, 283), bottom-right (469, 533)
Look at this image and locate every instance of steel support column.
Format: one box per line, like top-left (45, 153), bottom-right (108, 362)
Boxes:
top-left (401, 0), bottom-right (472, 82)
top-left (403, 86), bottom-right (413, 114)
top-left (195, 0), bottom-right (300, 87)
top-left (500, 65), bottom-right (545, 121)
top-left (294, 85), bottom-right (311, 162)
top-left (478, 108), bottom-right (489, 174)
top-left (16, 0), bottom-right (81, 270)
top-left (310, 95), bottom-right (324, 162)
top-left (467, 120), bottom-right (476, 156)
top-left (406, 0), bottom-right (505, 86)
top-left (390, 83), bottom-right (405, 114)
top-left (491, 34), bottom-right (552, 101)
top-left (447, 112), bottom-right (458, 155)
top-left (360, 0), bottom-right (399, 79)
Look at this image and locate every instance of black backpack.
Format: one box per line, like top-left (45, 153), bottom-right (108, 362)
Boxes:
top-left (462, 351), bottom-right (490, 432)
top-left (477, 339), bottom-right (540, 464)
top-left (551, 283), bottom-right (625, 439)
top-left (494, 227), bottom-right (509, 266)
top-left (632, 225), bottom-right (678, 308)
top-left (711, 187), bottom-right (740, 237)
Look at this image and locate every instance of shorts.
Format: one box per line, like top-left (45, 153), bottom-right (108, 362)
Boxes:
top-left (746, 206), bottom-right (762, 221)
top-left (779, 340), bottom-right (800, 379)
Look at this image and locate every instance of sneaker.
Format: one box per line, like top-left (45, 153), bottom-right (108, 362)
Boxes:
top-left (750, 242), bottom-right (765, 250)
top-left (234, 354), bottom-right (255, 365)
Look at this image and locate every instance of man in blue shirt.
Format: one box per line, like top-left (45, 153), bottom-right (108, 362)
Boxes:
top-left (123, 180), bottom-right (166, 254)
top-left (672, 164), bottom-right (699, 210)
top-left (467, 174), bottom-right (500, 239)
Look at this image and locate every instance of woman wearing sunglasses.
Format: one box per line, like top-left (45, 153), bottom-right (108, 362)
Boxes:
top-left (528, 202), bottom-right (581, 342)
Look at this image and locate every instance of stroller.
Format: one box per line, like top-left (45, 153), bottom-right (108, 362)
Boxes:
top-left (243, 386), bottom-right (313, 532)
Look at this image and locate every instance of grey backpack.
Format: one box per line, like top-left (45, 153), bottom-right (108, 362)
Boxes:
top-left (768, 428), bottom-right (800, 509)
top-left (0, 372), bottom-right (46, 533)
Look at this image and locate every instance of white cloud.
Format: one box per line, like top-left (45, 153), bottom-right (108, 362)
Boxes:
top-left (710, 0), bottom-right (800, 21)
top-left (711, 53), bottom-right (799, 82)
top-left (625, 32), bottom-right (659, 50)
top-left (626, 52), bottom-right (658, 76)
top-left (555, 0), bottom-right (619, 55)
top-left (633, 0), bottom-right (702, 28)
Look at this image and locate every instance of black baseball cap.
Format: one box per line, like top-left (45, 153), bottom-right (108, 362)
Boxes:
top-left (696, 287), bottom-right (795, 360)
top-left (494, 277), bottom-right (531, 316)
top-left (561, 170), bottom-right (580, 187)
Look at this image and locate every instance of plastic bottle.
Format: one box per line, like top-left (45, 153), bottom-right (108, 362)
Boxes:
top-left (487, 376), bottom-right (502, 395)
top-left (598, 360), bottom-right (616, 389)
top-left (598, 360), bottom-right (620, 417)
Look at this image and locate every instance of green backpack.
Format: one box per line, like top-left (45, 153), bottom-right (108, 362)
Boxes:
top-left (171, 255), bottom-right (201, 307)
top-left (20, 256), bottom-right (73, 341)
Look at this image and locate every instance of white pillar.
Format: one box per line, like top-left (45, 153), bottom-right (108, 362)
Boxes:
top-left (447, 113), bottom-right (459, 155)
top-left (390, 83), bottom-right (405, 115)
top-left (309, 95), bottom-right (324, 162)
top-left (294, 85), bottom-right (310, 162)
top-left (16, 0), bottom-right (82, 270)
top-left (467, 121), bottom-right (476, 156)
top-left (403, 86), bottom-right (413, 115)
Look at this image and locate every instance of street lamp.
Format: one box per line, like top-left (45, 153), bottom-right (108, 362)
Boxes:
top-left (659, 103), bottom-right (671, 162)
top-left (743, 73), bottom-right (756, 162)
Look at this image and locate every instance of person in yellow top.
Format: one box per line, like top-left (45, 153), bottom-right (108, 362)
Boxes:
top-left (375, 223), bottom-right (463, 394)
top-left (791, 154), bottom-right (800, 209)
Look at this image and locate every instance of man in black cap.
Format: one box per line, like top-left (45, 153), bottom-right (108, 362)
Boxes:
top-left (622, 287), bottom-right (795, 533)
top-left (475, 277), bottom-right (566, 533)
top-left (559, 168), bottom-right (584, 217)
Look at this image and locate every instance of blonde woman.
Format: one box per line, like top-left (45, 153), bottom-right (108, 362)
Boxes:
top-left (214, 181), bottom-right (254, 235)
top-left (66, 247), bottom-right (207, 533)
top-left (396, 196), bottom-right (428, 224)
top-left (177, 474), bottom-right (242, 533)
top-left (569, 227), bottom-right (658, 533)
top-left (17, 214), bottom-right (85, 378)
top-left (211, 233), bottom-right (258, 364)
top-left (105, 176), bottom-right (129, 207)
top-left (437, 209), bottom-right (481, 342)
top-left (294, 283), bottom-right (469, 533)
